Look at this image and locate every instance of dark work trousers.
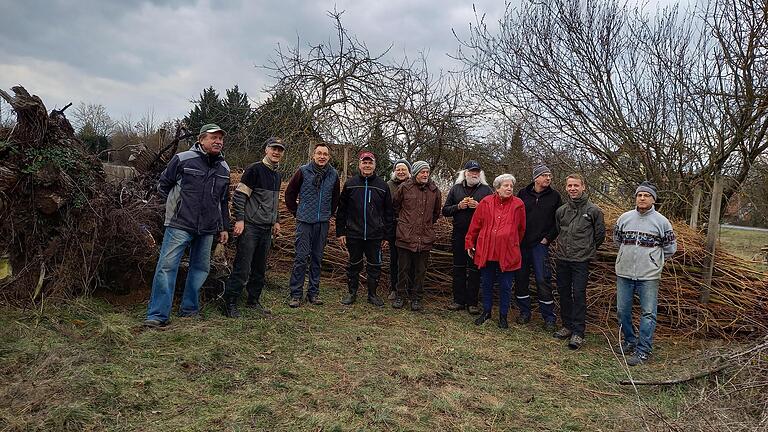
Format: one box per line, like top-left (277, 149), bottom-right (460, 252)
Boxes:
top-left (396, 247), bottom-right (430, 301)
top-left (555, 259), bottom-right (590, 337)
top-left (346, 237), bottom-right (383, 296)
top-left (388, 221), bottom-right (399, 292)
top-left (289, 221), bottom-right (329, 299)
top-left (224, 224), bottom-right (273, 304)
top-left (480, 261), bottom-right (514, 316)
top-left (515, 242), bottom-right (556, 323)
top-left (451, 229), bottom-right (479, 306)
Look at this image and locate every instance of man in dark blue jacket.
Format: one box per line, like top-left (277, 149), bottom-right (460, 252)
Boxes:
top-left (515, 164), bottom-right (562, 331)
top-left (222, 137), bottom-right (285, 318)
top-left (285, 143), bottom-right (340, 307)
top-left (337, 151), bottom-right (394, 307)
top-left (144, 124), bottom-right (231, 327)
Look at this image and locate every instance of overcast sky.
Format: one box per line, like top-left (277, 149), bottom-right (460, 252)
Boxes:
top-left (0, 0), bottom-right (510, 124)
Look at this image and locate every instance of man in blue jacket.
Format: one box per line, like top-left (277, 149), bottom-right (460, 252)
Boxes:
top-left (337, 151), bottom-right (394, 307)
top-left (222, 137), bottom-right (285, 318)
top-left (143, 124), bottom-right (231, 328)
top-left (614, 181), bottom-right (677, 366)
top-left (285, 143), bottom-right (340, 307)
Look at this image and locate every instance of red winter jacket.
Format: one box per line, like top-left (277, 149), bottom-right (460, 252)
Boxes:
top-left (464, 193), bottom-right (526, 272)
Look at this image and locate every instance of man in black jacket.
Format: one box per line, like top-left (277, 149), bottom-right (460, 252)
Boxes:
top-left (441, 160), bottom-right (493, 314)
top-left (337, 151), bottom-right (394, 306)
top-left (222, 137), bottom-right (285, 318)
top-left (515, 164), bottom-right (562, 331)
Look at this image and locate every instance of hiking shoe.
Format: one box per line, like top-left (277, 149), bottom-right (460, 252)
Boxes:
top-left (626, 351), bottom-right (650, 366)
top-left (340, 293), bottom-right (357, 305)
top-left (142, 319), bottom-right (167, 329)
top-left (617, 340), bottom-right (636, 354)
top-left (387, 290), bottom-right (397, 301)
top-left (467, 305), bottom-right (481, 315)
top-left (474, 311), bottom-right (491, 326)
top-left (568, 334), bottom-right (585, 350)
top-left (498, 314), bottom-right (509, 329)
top-left (410, 300), bottom-right (423, 311)
top-left (447, 302), bottom-right (464, 311)
top-left (288, 297), bottom-right (301, 308)
top-left (515, 314), bottom-right (531, 325)
top-left (178, 310), bottom-right (199, 318)
top-left (367, 294), bottom-right (384, 307)
top-left (391, 297), bottom-right (404, 309)
top-left (245, 301), bottom-right (271, 315)
top-left (306, 295), bottom-right (323, 305)
top-left (553, 327), bottom-right (573, 340)
top-left (543, 321), bottom-right (557, 333)
top-left (223, 303), bottom-right (241, 318)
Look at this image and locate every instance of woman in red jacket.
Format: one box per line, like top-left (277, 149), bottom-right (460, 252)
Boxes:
top-left (465, 174), bottom-right (526, 328)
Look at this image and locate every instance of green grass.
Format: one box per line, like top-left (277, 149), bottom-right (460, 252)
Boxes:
top-left (0, 280), bottom-right (730, 431)
top-left (719, 227), bottom-right (768, 270)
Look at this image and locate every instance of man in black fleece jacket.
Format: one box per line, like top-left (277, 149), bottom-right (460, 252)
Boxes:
top-left (515, 164), bottom-right (562, 330)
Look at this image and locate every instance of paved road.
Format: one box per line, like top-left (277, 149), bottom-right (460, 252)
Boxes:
top-left (721, 224), bottom-right (768, 233)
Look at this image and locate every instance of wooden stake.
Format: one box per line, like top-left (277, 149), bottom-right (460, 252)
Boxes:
top-left (701, 175), bottom-right (724, 304)
top-left (689, 185), bottom-right (703, 229)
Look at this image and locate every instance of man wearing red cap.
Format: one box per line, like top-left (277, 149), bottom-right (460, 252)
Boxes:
top-left (336, 151), bottom-right (394, 306)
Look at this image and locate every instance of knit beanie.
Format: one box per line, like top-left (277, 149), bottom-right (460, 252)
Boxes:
top-left (635, 181), bottom-right (658, 201)
top-left (532, 164), bottom-right (551, 181)
top-left (393, 159), bottom-right (412, 173)
top-left (411, 161), bottom-right (430, 176)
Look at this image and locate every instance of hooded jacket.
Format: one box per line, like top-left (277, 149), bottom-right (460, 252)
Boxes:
top-left (158, 142), bottom-right (231, 235)
top-left (464, 193), bottom-right (526, 272)
top-left (336, 173), bottom-right (394, 240)
top-left (553, 193), bottom-right (605, 262)
top-left (517, 182), bottom-right (562, 247)
top-left (613, 206), bottom-right (677, 280)
top-left (393, 178), bottom-right (442, 252)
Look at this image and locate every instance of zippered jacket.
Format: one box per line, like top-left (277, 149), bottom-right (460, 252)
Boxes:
top-left (285, 163), bottom-right (340, 224)
top-left (613, 206), bottom-right (677, 280)
top-left (553, 194), bottom-right (605, 262)
top-left (336, 174), bottom-right (394, 240)
top-left (158, 143), bottom-right (231, 235)
top-left (517, 182), bottom-right (562, 248)
top-left (442, 181), bottom-right (494, 233)
top-left (464, 193), bottom-right (526, 272)
top-left (393, 179), bottom-right (442, 252)
top-left (231, 160), bottom-right (281, 227)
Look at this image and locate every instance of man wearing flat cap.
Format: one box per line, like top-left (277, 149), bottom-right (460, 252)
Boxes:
top-left (336, 151), bottom-right (394, 307)
top-left (442, 160), bottom-right (493, 315)
top-left (222, 137), bottom-right (286, 318)
top-left (613, 181), bottom-right (677, 366)
top-left (144, 123), bottom-right (231, 328)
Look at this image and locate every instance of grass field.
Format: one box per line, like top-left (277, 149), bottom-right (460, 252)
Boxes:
top-left (718, 226), bottom-right (768, 271)
top-left (1, 273), bottom-right (736, 432)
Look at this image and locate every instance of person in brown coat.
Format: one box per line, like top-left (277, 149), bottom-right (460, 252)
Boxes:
top-left (392, 160), bottom-right (442, 311)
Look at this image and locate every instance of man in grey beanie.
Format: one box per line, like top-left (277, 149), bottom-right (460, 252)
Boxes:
top-left (613, 181), bottom-right (677, 366)
top-left (392, 160), bottom-right (442, 311)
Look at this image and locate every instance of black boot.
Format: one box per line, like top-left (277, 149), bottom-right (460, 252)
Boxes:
top-left (367, 290), bottom-right (384, 307)
top-left (474, 310), bottom-right (491, 325)
top-left (223, 302), bottom-right (240, 318)
top-left (341, 291), bottom-right (357, 305)
top-left (498, 314), bottom-right (508, 329)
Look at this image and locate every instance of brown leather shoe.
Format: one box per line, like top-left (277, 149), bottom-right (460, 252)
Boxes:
top-left (467, 305), bottom-right (481, 315)
top-left (447, 302), bottom-right (464, 311)
top-left (306, 295), bottom-right (323, 305)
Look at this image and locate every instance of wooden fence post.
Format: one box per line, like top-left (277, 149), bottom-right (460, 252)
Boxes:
top-left (701, 175), bottom-right (724, 304)
top-left (689, 185), bottom-right (703, 229)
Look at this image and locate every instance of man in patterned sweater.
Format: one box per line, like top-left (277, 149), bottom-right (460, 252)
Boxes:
top-left (613, 181), bottom-right (677, 366)
top-left (222, 137), bottom-right (285, 318)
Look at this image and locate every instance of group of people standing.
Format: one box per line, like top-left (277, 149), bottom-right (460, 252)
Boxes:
top-left (142, 125), bottom-right (677, 367)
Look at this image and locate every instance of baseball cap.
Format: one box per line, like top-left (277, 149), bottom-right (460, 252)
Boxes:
top-left (464, 160), bottom-right (481, 171)
top-left (358, 151), bottom-right (376, 161)
top-left (264, 137), bottom-right (285, 150)
top-left (199, 123), bottom-right (225, 135)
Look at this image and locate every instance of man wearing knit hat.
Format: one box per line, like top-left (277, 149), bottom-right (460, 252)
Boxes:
top-left (515, 163), bottom-right (562, 331)
top-left (442, 160), bottom-right (493, 315)
top-left (386, 159), bottom-right (412, 300)
top-left (392, 160), bottom-right (442, 311)
top-left (613, 181), bottom-right (677, 366)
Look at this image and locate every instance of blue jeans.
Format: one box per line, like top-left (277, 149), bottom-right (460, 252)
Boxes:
top-left (515, 243), bottom-right (555, 323)
top-left (146, 227), bottom-right (214, 322)
top-left (616, 276), bottom-right (659, 356)
top-left (289, 221), bottom-right (329, 299)
top-left (480, 261), bottom-right (514, 316)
